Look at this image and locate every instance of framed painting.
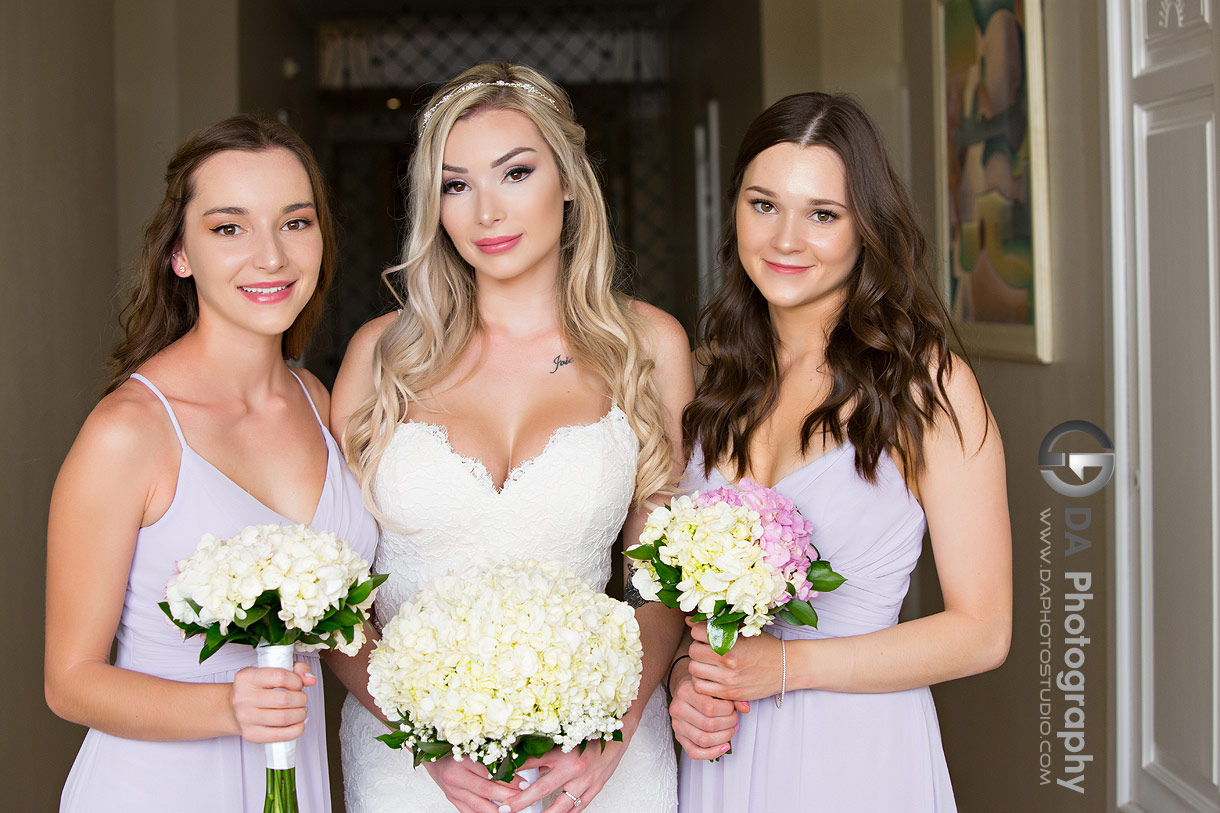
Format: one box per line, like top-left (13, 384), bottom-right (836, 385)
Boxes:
top-left (932, 0), bottom-right (1051, 362)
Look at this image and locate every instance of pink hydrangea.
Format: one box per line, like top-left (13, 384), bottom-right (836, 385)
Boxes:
top-left (695, 479), bottom-right (819, 603)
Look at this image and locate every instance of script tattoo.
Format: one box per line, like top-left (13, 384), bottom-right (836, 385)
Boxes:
top-left (550, 354), bottom-right (573, 374)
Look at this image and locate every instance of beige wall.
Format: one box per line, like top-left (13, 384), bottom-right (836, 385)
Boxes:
top-left (4, 2), bottom-right (242, 806)
top-left (115, 0), bottom-right (240, 273)
top-left (905, 2), bottom-right (1111, 811)
top-left (764, 2), bottom-right (1111, 809)
top-left (761, 0), bottom-right (910, 182)
top-left (1, 2), bottom-right (119, 809)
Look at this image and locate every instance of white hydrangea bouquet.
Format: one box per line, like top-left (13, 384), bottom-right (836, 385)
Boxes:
top-left (368, 559), bottom-right (643, 791)
top-left (625, 479), bottom-right (844, 655)
top-left (159, 523), bottom-right (386, 813)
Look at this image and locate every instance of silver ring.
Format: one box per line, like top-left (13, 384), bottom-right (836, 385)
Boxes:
top-left (562, 789), bottom-right (582, 807)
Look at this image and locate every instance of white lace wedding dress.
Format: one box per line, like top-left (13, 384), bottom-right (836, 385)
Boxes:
top-left (339, 407), bottom-right (678, 812)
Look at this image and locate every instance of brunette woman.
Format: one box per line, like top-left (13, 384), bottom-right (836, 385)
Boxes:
top-left (668, 93), bottom-right (1011, 812)
top-left (46, 115), bottom-right (377, 811)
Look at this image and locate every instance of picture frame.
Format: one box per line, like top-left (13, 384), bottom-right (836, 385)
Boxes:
top-left (932, 0), bottom-right (1052, 363)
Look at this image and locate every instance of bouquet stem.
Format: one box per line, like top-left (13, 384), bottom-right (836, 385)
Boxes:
top-left (257, 643), bottom-right (300, 813)
top-left (515, 767), bottom-right (544, 813)
top-left (264, 768), bottom-right (299, 813)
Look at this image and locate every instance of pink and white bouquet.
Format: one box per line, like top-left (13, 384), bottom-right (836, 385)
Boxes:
top-left (625, 479), bottom-right (844, 655)
top-left (368, 559), bottom-right (642, 790)
top-left (160, 523), bottom-right (386, 813)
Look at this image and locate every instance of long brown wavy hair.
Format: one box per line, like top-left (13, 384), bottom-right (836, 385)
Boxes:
top-left (683, 92), bottom-right (968, 484)
top-left (102, 115), bottom-right (336, 395)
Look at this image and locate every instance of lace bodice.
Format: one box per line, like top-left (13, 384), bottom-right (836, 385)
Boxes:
top-left (341, 405), bottom-right (677, 812)
top-left (369, 407), bottom-right (638, 622)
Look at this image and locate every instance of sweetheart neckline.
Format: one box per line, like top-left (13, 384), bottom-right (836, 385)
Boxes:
top-left (395, 406), bottom-right (628, 495)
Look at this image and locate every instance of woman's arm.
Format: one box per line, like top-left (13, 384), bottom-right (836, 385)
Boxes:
top-left (687, 357), bottom-right (1012, 700)
top-left (44, 386), bottom-right (313, 742)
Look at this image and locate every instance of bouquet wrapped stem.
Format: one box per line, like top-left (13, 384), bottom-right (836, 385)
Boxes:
top-left (160, 524), bottom-right (385, 811)
top-left (258, 643), bottom-right (299, 813)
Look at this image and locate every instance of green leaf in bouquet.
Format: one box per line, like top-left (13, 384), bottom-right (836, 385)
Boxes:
top-left (653, 559), bottom-right (681, 583)
top-left (623, 543), bottom-right (658, 560)
top-left (331, 607), bottom-right (364, 628)
top-left (345, 574), bottom-right (388, 608)
top-left (411, 740), bottom-right (453, 768)
top-left (518, 734), bottom-right (555, 757)
top-left (312, 615), bottom-right (342, 633)
top-left (611, 729), bottom-right (623, 742)
top-left (777, 608), bottom-right (799, 626)
top-left (199, 625), bottom-right (227, 663)
top-left (807, 560), bottom-right (847, 591)
top-left (375, 730), bottom-right (411, 750)
top-left (185, 597), bottom-right (203, 616)
top-left (786, 582), bottom-right (797, 596)
top-left (716, 611), bottom-right (747, 624)
top-left (783, 597), bottom-right (820, 628)
top-left (707, 619), bottom-right (739, 655)
top-left (490, 752), bottom-right (527, 783)
top-left (340, 624), bottom-right (355, 644)
top-left (689, 612), bottom-right (708, 622)
top-left (656, 586), bottom-right (682, 608)
top-left (233, 604), bottom-right (270, 630)
top-left (713, 599), bottom-right (727, 616)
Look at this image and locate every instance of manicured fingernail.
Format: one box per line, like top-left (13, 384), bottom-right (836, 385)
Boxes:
top-left (742, 701), bottom-right (750, 711)
top-left (721, 744), bottom-right (731, 754)
top-left (734, 724), bottom-right (739, 732)
top-left (499, 805), bottom-right (512, 813)
top-left (305, 672), bottom-right (315, 680)
top-left (518, 779), bottom-right (531, 789)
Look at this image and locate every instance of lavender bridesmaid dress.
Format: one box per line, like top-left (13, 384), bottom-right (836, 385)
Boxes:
top-left (677, 442), bottom-right (957, 812)
top-left (59, 373), bottom-right (379, 813)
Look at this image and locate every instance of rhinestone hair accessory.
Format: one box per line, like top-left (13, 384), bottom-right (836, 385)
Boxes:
top-left (419, 80), bottom-right (560, 130)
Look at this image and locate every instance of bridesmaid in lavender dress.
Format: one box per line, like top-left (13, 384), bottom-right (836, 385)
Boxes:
top-left (46, 116), bottom-right (378, 812)
top-left (667, 93), bottom-right (1012, 811)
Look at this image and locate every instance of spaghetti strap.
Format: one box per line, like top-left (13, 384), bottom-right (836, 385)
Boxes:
top-left (287, 368), bottom-right (326, 429)
top-left (128, 373), bottom-right (187, 450)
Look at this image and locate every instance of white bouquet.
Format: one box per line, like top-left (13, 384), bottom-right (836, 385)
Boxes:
top-left (161, 523), bottom-right (384, 658)
top-left (626, 479), bottom-right (843, 655)
top-left (160, 523), bottom-right (386, 813)
top-left (368, 559), bottom-right (643, 783)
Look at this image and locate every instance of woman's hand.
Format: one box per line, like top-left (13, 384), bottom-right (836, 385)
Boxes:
top-left (668, 670), bottom-right (741, 760)
top-left (228, 662), bottom-right (316, 744)
top-left (687, 621), bottom-right (784, 702)
top-left (423, 757), bottom-right (520, 813)
top-left (501, 736), bottom-right (629, 813)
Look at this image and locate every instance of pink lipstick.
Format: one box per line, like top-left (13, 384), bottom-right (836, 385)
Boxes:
top-left (764, 260), bottom-right (810, 275)
top-left (474, 234), bottom-right (522, 254)
top-left (237, 281), bottom-right (296, 303)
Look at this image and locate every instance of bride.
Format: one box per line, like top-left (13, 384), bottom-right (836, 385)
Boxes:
top-left (333, 63), bottom-right (692, 813)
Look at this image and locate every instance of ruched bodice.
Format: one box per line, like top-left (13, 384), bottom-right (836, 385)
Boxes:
top-left (678, 442), bottom-right (956, 812)
top-left (340, 406), bottom-right (678, 813)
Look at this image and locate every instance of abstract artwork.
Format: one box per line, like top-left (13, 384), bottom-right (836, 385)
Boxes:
top-left (934, 0), bottom-right (1051, 362)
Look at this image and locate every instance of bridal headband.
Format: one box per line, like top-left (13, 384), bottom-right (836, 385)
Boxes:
top-left (419, 80), bottom-right (560, 130)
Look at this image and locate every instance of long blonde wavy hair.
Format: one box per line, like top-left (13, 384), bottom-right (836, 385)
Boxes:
top-left (344, 62), bottom-right (676, 515)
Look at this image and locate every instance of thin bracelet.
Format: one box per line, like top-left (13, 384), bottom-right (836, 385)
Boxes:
top-left (665, 654), bottom-right (691, 702)
top-left (774, 638), bottom-right (787, 709)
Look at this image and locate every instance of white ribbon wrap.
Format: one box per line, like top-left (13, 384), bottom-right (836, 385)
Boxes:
top-left (517, 767), bottom-right (544, 813)
top-left (256, 643), bottom-right (299, 771)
